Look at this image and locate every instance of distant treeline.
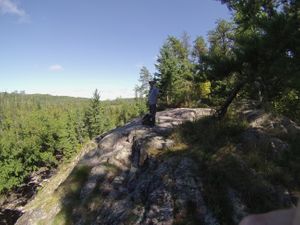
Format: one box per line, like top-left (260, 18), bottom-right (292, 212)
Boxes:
top-left (0, 91), bottom-right (147, 193)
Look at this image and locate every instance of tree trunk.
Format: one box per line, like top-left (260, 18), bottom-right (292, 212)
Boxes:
top-left (215, 81), bottom-right (245, 118)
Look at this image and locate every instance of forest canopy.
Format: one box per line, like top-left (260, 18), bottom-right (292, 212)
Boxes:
top-left (0, 91), bottom-right (147, 193)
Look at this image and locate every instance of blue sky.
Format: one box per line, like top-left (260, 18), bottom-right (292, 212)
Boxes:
top-left (0, 0), bottom-right (231, 99)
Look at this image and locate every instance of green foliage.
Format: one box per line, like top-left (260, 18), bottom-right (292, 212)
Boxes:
top-left (198, 81), bottom-right (212, 99)
top-left (155, 36), bottom-right (194, 106)
top-left (145, 22), bottom-right (236, 108)
top-left (139, 0), bottom-right (299, 117)
top-left (192, 36), bottom-right (209, 83)
top-left (0, 91), bottom-right (146, 194)
top-left (272, 89), bottom-right (300, 123)
top-left (216, 0), bottom-right (300, 115)
top-left (84, 89), bottom-right (104, 139)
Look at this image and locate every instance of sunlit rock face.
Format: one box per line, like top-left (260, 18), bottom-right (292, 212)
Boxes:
top-left (16, 108), bottom-right (217, 225)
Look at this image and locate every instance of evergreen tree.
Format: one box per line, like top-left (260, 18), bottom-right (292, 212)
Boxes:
top-left (192, 36), bottom-right (208, 77)
top-left (207, 19), bottom-right (236, 81)
top-left (137, 66), bottom-right (153, 98)
top-left (0, 91), bottom-right (144, 193)
top-left (155, 36), bottom-right (194, 106)
top-left (215, 0), bottom-right (300, 117)
top-left (84, 89), bottom-right (104, 139)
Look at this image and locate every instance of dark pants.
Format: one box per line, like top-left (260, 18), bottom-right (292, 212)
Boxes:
top-left (149, 104), bottom-right (157, 125)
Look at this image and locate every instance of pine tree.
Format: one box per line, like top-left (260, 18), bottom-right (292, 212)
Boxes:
top-left (84, 89), bottom-right (104, 139)
top-left (155, 36), bottom-right (194, 106)
top-left (215, 0), bottom-right (300, 117)
top-left (137, 66), bottom-right (153, 98)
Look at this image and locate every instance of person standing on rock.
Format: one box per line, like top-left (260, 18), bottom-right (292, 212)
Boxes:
top-left (148, 79), bottom-right (159, 126)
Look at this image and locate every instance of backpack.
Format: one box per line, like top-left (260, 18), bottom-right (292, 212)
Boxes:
top-left (142, 113), bottom-right (155, 126)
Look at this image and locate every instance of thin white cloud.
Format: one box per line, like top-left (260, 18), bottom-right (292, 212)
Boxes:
top-left (49, 64), bottom-right (64, 72)
top-left (0, 0), bottom-right (29, 22)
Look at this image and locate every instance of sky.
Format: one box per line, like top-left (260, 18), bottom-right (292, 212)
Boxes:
top-left (0, 0), bottom-right (231, 100)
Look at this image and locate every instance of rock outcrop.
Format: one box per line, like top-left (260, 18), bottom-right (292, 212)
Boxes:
top-left (241, 109), bottom-right (300, 160)
top-left (14, 107), bottom-right (299, 225)
top-left (16, 108), bottom-right (216, 225)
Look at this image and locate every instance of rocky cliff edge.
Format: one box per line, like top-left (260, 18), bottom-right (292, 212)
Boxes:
top-left (16, 108), bottom-right (217, 225)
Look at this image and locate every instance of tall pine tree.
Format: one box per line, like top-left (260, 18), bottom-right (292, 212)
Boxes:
top-left (84, 89), bottom-right (104, 139)
top-left (155, 36), bottom-right (194, 106)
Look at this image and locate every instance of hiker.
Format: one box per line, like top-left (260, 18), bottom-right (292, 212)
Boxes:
top-left (239, 201), bottom-right (300, 225)
top-left (148, 80), bottom-right (159, 126)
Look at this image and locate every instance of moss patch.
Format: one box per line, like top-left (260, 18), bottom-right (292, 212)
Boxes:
top-left (52, 165), bottom-right (92, 224)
